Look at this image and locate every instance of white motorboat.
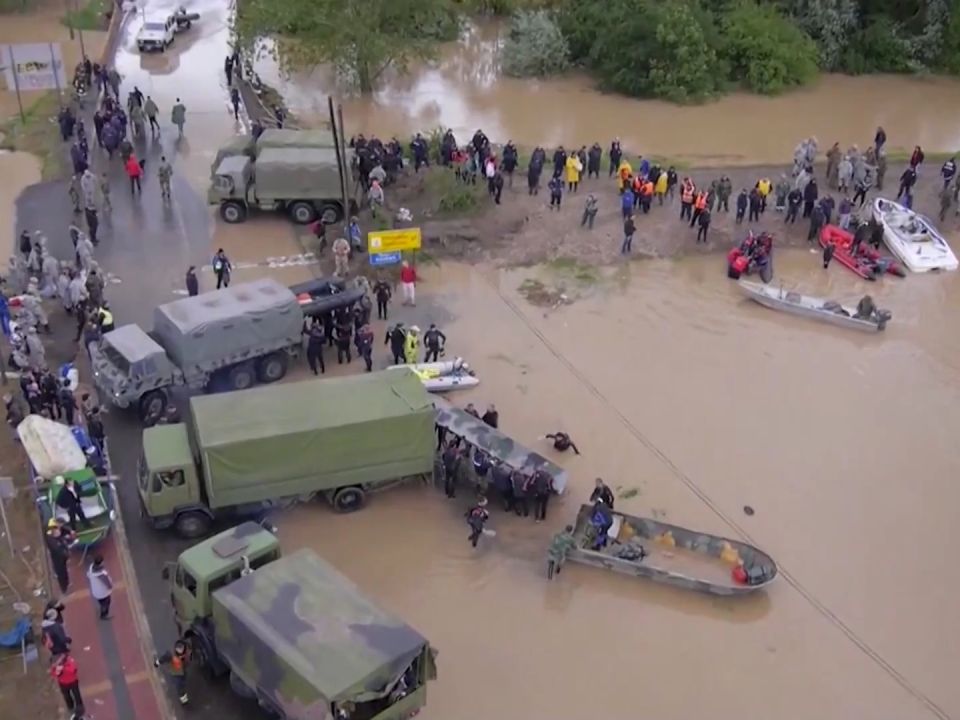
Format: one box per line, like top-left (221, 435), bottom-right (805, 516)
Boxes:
top-left (388, 358), bottom-right (479, 392)
top-left (737, 280), bottom-right (890, 332)
top-left (872, 198), bottom-right (958, 272)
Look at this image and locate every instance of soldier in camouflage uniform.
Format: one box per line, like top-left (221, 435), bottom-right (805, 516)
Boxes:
top-left (158, 156), bottom-right (173, 201)
top-left (547, 525), bottom-right (577, 579)
top-left (99, 172), bottom-right (111, 213)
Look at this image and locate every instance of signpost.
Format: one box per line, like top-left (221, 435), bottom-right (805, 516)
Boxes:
top-left (367, 227), bottom-right (422, 268)
top-left (1, 43), bottom-right (67, 120)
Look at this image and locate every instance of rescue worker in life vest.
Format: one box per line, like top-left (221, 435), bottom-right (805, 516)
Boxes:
top-left (422, 323), bottom-right (446, 362)
top-left (404, 325), bottom-right (421, 364)
top-left (546, 431), bottom-right (580, 454)
top-left (155, 638), bottom-right (191, 704)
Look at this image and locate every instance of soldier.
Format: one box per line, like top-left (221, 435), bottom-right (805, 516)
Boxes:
top-left (21, 290), bottom-right (50, 333)
top-left (356, 323), bottom-right (374, 372)
top-left (171, 98), bottom-right (187, 138)
top-left (334, 315), bottom-right (352, 364)
top-left (547, 525), bottom-right (577, 579)
top-left (86, 265), bottom-right (105, 308)
top-left (385, 322), bottom-right (405, 364)
top-left (99, 172), bottom-right (112, 213)
top-left (465, 496), bottom-right (490, 548)
top-left (154, 639), bottom-right (191, 704)
top-left (25, 326), bottom-right (46, 369)
top-left (144, 95), bottom-right (160, 135)
top-left (75, 231), bottom-right (94, 273)
top-left (305, 321), bottom-right (325, 375)
top-left (158, 156), bottom-right (173, 201)
top-left (7, 255), bottom-right (27, 294)
top-left (531, 468), bottom-right (553, 523)
top-left (68, 174), bottom-right (82, 213)
top-left (511, 469), bottom-right (530, 518)
top-left (332, 235), bottom-right (350, 277)
top-left (373, 279), bottom-right (391, 320)
top-left (423, 324), bottom-right (446, 362)
top-left (41, 253), bottom-right (60, 298)
top-left (441, 444), bottom-right (461, 499)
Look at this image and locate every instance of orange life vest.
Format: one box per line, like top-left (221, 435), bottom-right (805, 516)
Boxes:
top-left (642, 181), bottom-right (654, 196)
top-left (694, 192), bottom-right (707, 210)
top-left (681, 184), bottom-right (694, 204)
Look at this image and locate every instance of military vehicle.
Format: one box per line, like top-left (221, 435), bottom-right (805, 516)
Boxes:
top-left (207, 130), bottom-right (357, 225)
top-left (138, 368), bottom-right (435, 537)
top-left (90, 279), bottom-right (304, 424)
top-left (164, 522), bottom-right (437, 718)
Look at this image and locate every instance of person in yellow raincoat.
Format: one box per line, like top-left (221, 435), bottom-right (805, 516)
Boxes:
top-left (617, 159), bottom-right (633, 192)
top-left (404, 325), bottom-right (421, 364)
top-left (756, 177), bottom-right (772, 212)
top-left (564, 154), bottom-right (583, 192)
top-left (654, 170), bottom-right (668, 205)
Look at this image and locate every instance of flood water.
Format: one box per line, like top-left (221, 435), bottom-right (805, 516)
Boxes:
top-left (254, 21), bottom-right (960, 165)
top-left (280, 253), bottom-right (960, 720)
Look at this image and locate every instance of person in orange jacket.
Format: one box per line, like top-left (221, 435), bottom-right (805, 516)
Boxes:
top-left (640, 178), bottom-right (654, 214)
top-left (679, 178), bottom-right (695, 222)
top-left (690, 190), bottom-right (708, 228)
top-left (125, 153), bottom-right (143, 195)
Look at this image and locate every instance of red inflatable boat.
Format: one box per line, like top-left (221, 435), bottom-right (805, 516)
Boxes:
top-left (819, 225), bottom-right (905, 280)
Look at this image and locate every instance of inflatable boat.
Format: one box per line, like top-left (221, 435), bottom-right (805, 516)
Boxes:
top-left (872, 198), bottom-right (958, 272)
top-left (738, 280), bottom-right (890, 332)
top-left (389, 358), bottom-right (479, 392)
top-left (39, 469), bottom-right (115, 549)
top-left (554, 504), bottom-right (778, 596)
top-left (727, 231), bottom-right (773, 282)
top-left (819, 225), bottom-right (906, 280)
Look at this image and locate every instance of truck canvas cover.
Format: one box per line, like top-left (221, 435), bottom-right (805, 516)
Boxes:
top-left (151, 279), bottom-right (302, 375)
top-left (211, 549), bottom-right (428, 716)
top-left (190, 368), bottom-right (435, 508)
top-left (255, 128), bottom-right (335, 155)
top-left (434, 397), bottom-right (568, 493)
top-left (254, 147), bottom-right (342, 201)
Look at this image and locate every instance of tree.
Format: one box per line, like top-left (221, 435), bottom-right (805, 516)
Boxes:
top-left (720, 1), bottom-right (819, 93)
top-left (501, 9), bottom-right (570, 77)
top-left (234, 0), bottom-right (456, 93)
top-left (646, 2), bottom-right (718, 102)
top-left (781, 0), bottom-right (859, 70)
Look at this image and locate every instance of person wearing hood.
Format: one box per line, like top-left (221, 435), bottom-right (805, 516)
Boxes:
top-left (564, 152), bottom-right (582, 192)
top-left (41, 608), bottom-right (72, 656)
top-left (802, 179), bottom-right (819, 218)
top-left (404, 325), bottom-right (421, 364)
top-left (837, 155), bottom-right (853, 193)
top-left (385, 323), bottom-right (405, 364)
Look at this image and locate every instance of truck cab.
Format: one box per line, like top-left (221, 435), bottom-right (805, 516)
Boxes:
top-left (139, 423), bottom-right (209, 538)
top-left (210, 155), bottom-right (254, 223)
top-left (137, 14), bottom-right (176, 52)
top-left (165, 522), bottom-right (281, 667)
top-left (90, 325), bottom-right (182, 423)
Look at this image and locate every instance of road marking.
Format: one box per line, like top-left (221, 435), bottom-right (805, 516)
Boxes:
top-left (85, 670), bottom-right (151, 699)
top-left (198, 252), bottom-right (320, 273)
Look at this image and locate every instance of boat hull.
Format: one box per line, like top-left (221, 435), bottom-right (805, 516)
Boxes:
top-left (560, 504), bottom-right (778, 596)
top-left (872, 198), bottom-right (959, 273)
top-left (737, 280), bottom-right (887, 332)
top-left (819, 225), bottom-right (904, 280)
top-left (389, 359), bottom-right (479, 393)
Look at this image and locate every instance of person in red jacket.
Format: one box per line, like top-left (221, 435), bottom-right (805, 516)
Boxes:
top-left (50, 652), bottom-right (85, 719)
top-left (399, 260), bottom-right (416, 306)
top-left (125, 153), bottom-right (143, 195)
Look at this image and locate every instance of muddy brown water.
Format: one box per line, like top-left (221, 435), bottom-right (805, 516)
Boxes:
top-left (255, 21), bottom-right (960, 165)
top-left (277, 253), bottom-right (960, 720)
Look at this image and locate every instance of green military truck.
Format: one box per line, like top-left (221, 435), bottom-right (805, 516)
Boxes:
top-left (138, 368), bottom-right (435, 538)
top-left (211, 129), bottom-right (355, 225)
top-left (164, 522), bottom-right (437, 719)
top-left (91, 279), bottom-right (304, 424)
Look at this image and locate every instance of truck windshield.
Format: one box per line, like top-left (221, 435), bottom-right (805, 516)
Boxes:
top-left (100, 341), bottom-right (130, 373)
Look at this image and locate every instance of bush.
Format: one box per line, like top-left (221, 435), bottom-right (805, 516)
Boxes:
top-left (646, 2), bottom-right (718, 102)
top-left (720, 1), bottom-right (819, 93)
top-left (501, 9), bottom-right (570, 77)
top-left (841, 16), bottom-right (912, 73)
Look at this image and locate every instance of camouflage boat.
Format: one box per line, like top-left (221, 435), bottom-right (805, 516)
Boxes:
top-left (434, 397), bottom-right (567, 493)
top-left (557, 504), bottom-right (778, 596)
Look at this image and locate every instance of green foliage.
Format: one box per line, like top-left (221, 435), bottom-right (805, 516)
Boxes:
top-left (235, 0), bottom-right (454, 92)
top-left (646, 3), bottom-right (718, 102)
top-left (425, 169), bottom-right (485, 214)
top-left (720, 1), bottom-right (819, 93)
top-left (501, 9), bottom-right (570, 77)
top-left (840, 15), bottom-right (912, 73)
top-left (451, 0), bottom-right (554, 15)
top-left (62, 0), bottom-right (110, 31)
top-left (780, 0), bottom-right (859, 70)
top-left (937, 0), bottom-right (960, 72)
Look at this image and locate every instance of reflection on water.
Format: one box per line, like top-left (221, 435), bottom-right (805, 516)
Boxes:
top-left (254, 21), bottom-right (960, 165)
top-left (279, 255), bottom-right (960, 720)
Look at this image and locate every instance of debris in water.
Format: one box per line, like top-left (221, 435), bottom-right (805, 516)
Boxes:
top-left (618, 487), bottom-right (640, 499)
top-left (518, 279), bottom-right (571, 308)
top-left (743, 505), bottom-right (755, 516)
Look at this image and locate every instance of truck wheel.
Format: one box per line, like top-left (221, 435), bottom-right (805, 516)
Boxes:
top-left (256, 352), bottom-right (288, 383)
top-left (174, 511), bottom-right (211, 539)
top-left (220, 201), bottom-right (247, 223)
top-left (139, 390), bottom-right (167, 425)
top-left (289, 201), bottom-right (317, 224)
top-left (318, 203), bottom-right (342, 225)
top-left (333, 486), bottom-right (365, 513)
top-left (228, 364), bottom-right (255, 391)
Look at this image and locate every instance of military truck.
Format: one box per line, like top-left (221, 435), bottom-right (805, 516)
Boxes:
top-left (212, 145), bottom-right (355, 225)
top-left (208, 128), bottom-right (336, 186)
top-left (138, 368), bottom-right (435, 537)
top-left (164, 522), bottom-right (437, 719)
top-left (91, 279), bottom-right (303, 424)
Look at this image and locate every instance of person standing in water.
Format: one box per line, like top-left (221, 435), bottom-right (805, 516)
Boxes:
top-left (465, 497), bottom-right (490, 548)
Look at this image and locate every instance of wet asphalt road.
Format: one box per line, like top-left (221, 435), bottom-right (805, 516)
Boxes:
top-left (14, 1), bottom-right (268, 716)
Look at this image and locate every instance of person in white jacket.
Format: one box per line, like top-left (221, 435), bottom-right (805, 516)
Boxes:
top-left (87, 555), bottom-right (113, 620)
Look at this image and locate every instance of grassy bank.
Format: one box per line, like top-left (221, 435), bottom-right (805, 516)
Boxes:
top-left (0, 91), bottom-right (68, 180)
top-left (61, 0), bottom-right (109, 31)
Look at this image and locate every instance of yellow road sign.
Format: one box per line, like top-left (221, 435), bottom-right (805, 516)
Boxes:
top-left (367, 227), bottom-right (422, 254)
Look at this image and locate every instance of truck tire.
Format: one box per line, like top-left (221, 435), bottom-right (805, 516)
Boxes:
top-left (228, 363), bottom-right (256, 391)
top-left (289, 201), bottom-right (317, 224)
top-left (174, 511), bottom-right (211, 539)
top-left (220, 201), bottom-right (247, 223)
top-left (256, 352), bottom-right (288, 383)
top-left (139, 390), bottom-right (167, 425)
top-left (333, 486), bottom-right (365, 513)
top-left (318, 202), bottom-right (342, 225)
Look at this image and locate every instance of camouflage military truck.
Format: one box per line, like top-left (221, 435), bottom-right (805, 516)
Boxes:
top-left (164, 522), bottom-right (437, 719)
top-left (212, 145), bottom-right (356, 225)
top-left (207, 129), bottom-right (336, 194)
top-left (434, 397), bottom-right (569, 493)
top-left (90, 279), bottom-right (303, 424)
top-left (138, 368), bottom-right (436, 537)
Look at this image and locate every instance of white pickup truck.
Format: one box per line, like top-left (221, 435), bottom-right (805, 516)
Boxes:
top-left (136, 7), bottom-right (199, 52)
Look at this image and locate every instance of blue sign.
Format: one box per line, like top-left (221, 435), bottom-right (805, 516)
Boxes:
top-left (369, 251), bottom-right (402, 267)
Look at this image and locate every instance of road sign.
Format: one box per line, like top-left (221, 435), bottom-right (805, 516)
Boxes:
top-left (1, 43), bottom-right (66, 91)
top-left (368, 227), bottom-right (422, 254)
top-left (369, 251), bottom-right (402, 267)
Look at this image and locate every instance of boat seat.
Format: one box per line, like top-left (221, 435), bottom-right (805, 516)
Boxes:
top-left (54, 495), bottom-right (106, 522)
